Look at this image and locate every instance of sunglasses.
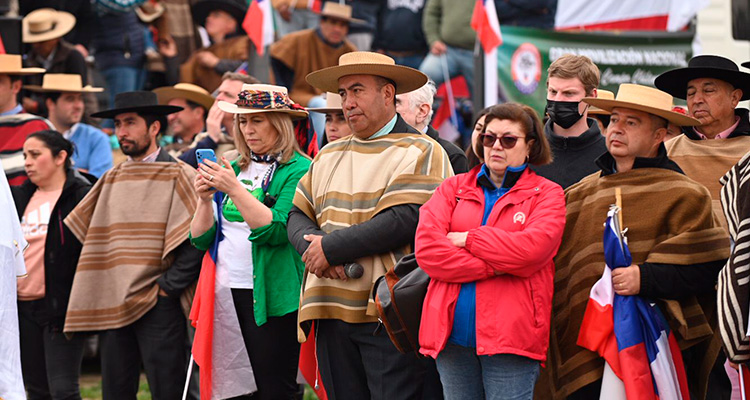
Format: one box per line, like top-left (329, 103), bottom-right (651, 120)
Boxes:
top-left (480, 133), bottom-right (524, 149)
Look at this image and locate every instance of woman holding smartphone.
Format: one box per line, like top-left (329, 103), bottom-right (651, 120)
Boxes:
top-left (189, 84), bottom-right (311, 399)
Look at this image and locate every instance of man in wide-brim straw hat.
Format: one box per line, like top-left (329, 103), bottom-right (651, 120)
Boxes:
top-left (0, 54), bottom-right (53, 185)
top-left (26, 73), bottom-right (112, 178)
top-left (288, 51), bottom-right (452, 399)
top-left (537, 83), bottom-right (730, 400)
top-left (63, 90), bottom-right (203, 399)
top-left (153, 83), bottom-right (215, 158)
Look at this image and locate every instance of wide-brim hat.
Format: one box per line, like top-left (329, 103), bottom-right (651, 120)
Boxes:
top-left (306, 51), bottom-right (428, 94)
top-left (23, 8), bottom-right (76, 43)
top-left (192, 0), bottom-right (247, 28)
top-left (654, 55), bottom-right (750, 101)
top-left (0, 54), bottom-right (45, 75)
top-left (588, 90), bottom-right (614, 115)
top-left (307, 92), bottom-right (343, 113)
top-left (217, 84), bottom-right (309, 119)
top-left (135, 2), bottom-right (166, 24)
top-left (91, 91), bottom-right (183, 119)
top-left (583, 83), bottom-right (701, 126)
top-left (153, 83), bottom-right (215, 111)
top-left (318, 2), bottom-right (365, 25)
top-left (26, 73), bottom-right (103, 93)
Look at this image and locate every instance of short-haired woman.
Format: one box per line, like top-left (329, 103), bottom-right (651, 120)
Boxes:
top-left (415, 103), bottom-right (566, 400)
top-left (12, 130), bottom-right (95, 400)
top-left (189, 84), bottom-right (311, 399)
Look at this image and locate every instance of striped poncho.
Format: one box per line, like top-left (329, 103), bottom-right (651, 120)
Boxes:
top-left (63, 162), bottom-right (197, 332)
top-left (293, 133), bottom-right (451, 339)
top-left (539, 168), bottom-right (730, 400)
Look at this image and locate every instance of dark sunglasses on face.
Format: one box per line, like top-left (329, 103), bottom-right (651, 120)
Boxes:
top-left (480, 133), bottom-right (524, 149)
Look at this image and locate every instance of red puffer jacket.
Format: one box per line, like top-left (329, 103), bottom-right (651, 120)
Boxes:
top-left (416, 166), bottom-right (565, 361)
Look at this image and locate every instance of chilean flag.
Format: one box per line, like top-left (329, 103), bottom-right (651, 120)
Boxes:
top-left (577, 206), bottom-right (690, 400)
top-left (190, 192), bottom-right (256, 400)
top-left (471, 0), bottom-right (502, 52)
top-left (307, 0), bottom-right (322, 12)
top-left (243, 0), bottom-right (275, 55)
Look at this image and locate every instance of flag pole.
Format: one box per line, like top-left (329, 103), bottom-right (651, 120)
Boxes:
top-left (741, 364), bottom-right (747, 400)
top-left (182, 354), bottom-right (195, 400)
top-left (615, 187), bottom-right (623, 229)
top-left (439, 55), bottom-right (459, 129)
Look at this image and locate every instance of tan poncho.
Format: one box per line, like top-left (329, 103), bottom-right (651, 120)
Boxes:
top-left (63, 162), bottom-right (197, 332)
top-left (666, 134), bottom-right (750, 229)
top-left (293, 134), bottom-right (451, 340)
top-left (538, 168), bottom-right (730, 400)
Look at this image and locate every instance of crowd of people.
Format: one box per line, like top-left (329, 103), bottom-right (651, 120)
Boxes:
top-left (2, 1), bottom-right (750, 400)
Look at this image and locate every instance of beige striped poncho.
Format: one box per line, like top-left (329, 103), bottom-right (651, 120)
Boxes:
top-left (293, 134), bottom-right (451, 340)
top-left (63, 162), bottom-right (197, 332)
top-left (666, 134), bottom-right (750, 229)
top-left (537, 168), bottom-right (730, 400)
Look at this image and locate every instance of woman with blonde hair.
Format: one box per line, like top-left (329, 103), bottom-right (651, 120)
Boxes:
top-left (189, 84), bottom-right (311, 399)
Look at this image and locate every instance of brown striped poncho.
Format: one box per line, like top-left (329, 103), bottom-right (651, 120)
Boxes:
top-left (293, 133), bottom-right (451, 341)
top-left (538, 168), bottom-right (730, 400)
top-left (666, 134), bottom-right (750, 229)
top-left (63, 162), bottom-right (197, 332)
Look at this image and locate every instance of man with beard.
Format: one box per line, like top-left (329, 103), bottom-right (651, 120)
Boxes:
top-left (531, 54), bottom-right (607, 189)
top-left (62, 91), bottom-right (203, 400)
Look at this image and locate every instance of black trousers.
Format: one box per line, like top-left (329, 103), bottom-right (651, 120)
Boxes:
top-left (316, 319), bottom-right (427, 400)
top-left (100, 295), bottom-right (188, 400)
top-left (231, 289), bottom-right (300, 400)
top-left (18, 300), bottom-right (86, 400)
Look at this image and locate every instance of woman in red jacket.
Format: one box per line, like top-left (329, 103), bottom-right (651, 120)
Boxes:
top-left (415, 103), bottom-right (566, 400)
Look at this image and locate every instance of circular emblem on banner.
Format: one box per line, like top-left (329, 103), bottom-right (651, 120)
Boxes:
top-left (511, 43), bottom-right (542, 95)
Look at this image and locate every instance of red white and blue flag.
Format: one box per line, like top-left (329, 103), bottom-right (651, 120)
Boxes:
top-left (307, 0), bottom-right (322, 12)
top-left (471, 0), bottom-right (502, 52)
top-left (243, 0), bottom-right (275, 55)
top-left (577, 206), bottom-right (690, 400)
top-left (190, 192), bottom-right (256, 400)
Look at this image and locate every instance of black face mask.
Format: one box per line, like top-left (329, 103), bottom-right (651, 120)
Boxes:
top-left (546, 100), bottom-right (585, 129)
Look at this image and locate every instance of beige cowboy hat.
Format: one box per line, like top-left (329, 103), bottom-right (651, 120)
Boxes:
top-left (306, 51), bottom-right (428, 94)
top-left (26, 73), bottom-right (103, 93)
top-left (23, 8), bottom-right (76, 43)
top-left (319, 2), bottom-right (365, 25)
top-left (307, 92), bottom-right (343, 113)
top-left (217, 84), bottom-right (309, 120)
top-left (587, 90), bottom-right (614, 115)
top-left (153, 83), bottom-right (215, 111)
top-left (0, 54), bottom-right (45, 75)
top-left (135, 1), bottom-right (165, 23)
top-left (583, 84), bottom-right (700, 126)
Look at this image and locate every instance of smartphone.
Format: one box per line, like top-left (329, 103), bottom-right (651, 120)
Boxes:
top-left (196, 149), bottom-right (217, 165)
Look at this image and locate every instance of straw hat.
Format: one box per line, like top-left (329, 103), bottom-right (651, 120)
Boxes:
top-left (0, 54), bottom-right (45, 75)
top-left (306, 51), bottom-right (428, 94)
top-left (153, 83), bottom-right (215, 111)
top-left (307, 93), bottom-right (343, 113)
top-left (217, 84), bottom-right (308, 119)
top-left (319, 2), bottom-right (365, 24)
top-left (91, 91), bottom-right (183, 119)
top-left (655, 55), bottom-right (750, 100)
top-left (26, 73), bottom-right (103, 93)
top-left (22, 8), bottom-right (76, 44)
top-left (135, 2), bottom-right (166, 23)
top-left (587, 90), bottom-right (614, 115)
top-left (583, 84), bottom-right (700, 126)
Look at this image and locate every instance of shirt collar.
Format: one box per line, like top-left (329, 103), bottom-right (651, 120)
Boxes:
top-left (477, 163), bottom-right (527, 190)
top-left (693, 116), bottom-right (741, 139)
top-left (1, 104), bottom-right (23, 117)
top-left (127, 147), bottom-right (162, 163)
top-left (368, 115), bottom-right (398, 140)
top-left (62, 123), bottom-right (80, 140)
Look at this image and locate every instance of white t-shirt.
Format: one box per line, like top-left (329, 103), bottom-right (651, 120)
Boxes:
top-left (216, 162), bottom-right (272, 289)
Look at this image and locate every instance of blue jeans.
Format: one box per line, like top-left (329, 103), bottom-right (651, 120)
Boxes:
top-left (100, 66), bottom-right (145, 128)
top-left (274, 8), bottom-right (320, 38)
top-left (419, 46), bottom-right (475, 96)
top-left (435, 344), bottom-right (540, 400)
top-left (384, 51), bottom-right (426, 70)
top-left (307, 95), bottom-right (327, 146)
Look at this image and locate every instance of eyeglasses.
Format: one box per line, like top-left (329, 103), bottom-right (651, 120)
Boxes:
top-left (479, 133), bottom-right (524, 149)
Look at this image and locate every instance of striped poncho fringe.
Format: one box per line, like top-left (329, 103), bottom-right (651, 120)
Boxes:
top-left (63, 162), bottom-right (197, 332)
top-left (718, 150), bottom-right (750, 363)
top-left (293, 134), bottom-right (451, 341)
top-left (540, 168), bottom-right (730, 400)
top-left (666, 134), bottom-right (750, 229)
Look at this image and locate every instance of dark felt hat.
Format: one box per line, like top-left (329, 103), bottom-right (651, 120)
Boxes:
top-left (192, 0), bottom-right (247, 28)
top-left (91, 91), bottom-right (183, 119)
top-left (654, 55), bottom-right (750, 100)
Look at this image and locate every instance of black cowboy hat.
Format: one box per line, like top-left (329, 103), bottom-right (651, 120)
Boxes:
top-left (654, 55), bottom-right (750, 101)
top-left (91, 91), bottom-right (183, 119)
top-left (742, 61), bottom-right (750, 69)
top-left (192, 0), bottom-right (247, 28)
